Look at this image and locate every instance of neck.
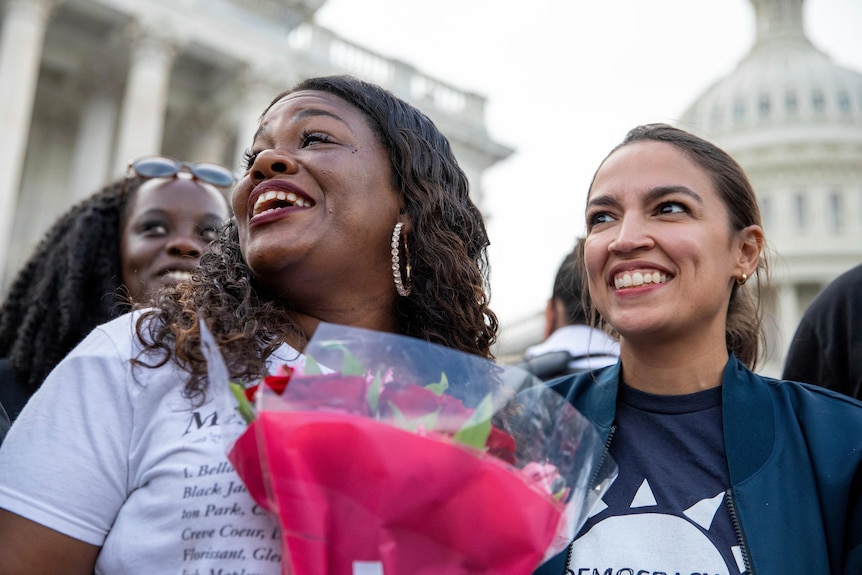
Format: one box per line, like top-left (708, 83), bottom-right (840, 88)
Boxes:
top-left (618, 336), bottom-right (729, 395)
top-left (286, 302), bottom-right (399, 351)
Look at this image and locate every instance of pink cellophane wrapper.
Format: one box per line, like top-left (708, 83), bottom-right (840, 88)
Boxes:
top-left (207, 322), bottom-right (616, 575)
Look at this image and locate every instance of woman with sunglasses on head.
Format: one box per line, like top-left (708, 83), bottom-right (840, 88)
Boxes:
top-left (0, 75), bottom-right (498, 574)
top-left (0, 159), bottom-right (232, 422)
top-left (533, 124), bottom-right (862, 575)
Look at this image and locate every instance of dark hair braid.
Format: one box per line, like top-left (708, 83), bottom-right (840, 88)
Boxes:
top-left (0, 179), bottom-right (140, 392)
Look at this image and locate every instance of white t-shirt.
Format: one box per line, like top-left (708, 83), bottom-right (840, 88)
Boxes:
top-left (0, 312), bottom-right (300, 574)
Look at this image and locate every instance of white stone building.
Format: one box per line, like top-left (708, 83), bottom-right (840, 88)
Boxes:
top-left (0, 0), bottom-right (512, 290)
top-left (498, 0), bottom-right (862, 376)
top-left (680, 0), bottom-right (862, 375)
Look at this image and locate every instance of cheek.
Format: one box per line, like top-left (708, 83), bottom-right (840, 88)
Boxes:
top-left (582, 238), bottom-right (604, 277)
top-left (120, 243), bottom-right (141, 278)
top-left (231, 181), bottom-right (250, 218)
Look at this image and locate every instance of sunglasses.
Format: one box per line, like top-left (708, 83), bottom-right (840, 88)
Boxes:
top-left (121, 155), bottom-right (237, 198)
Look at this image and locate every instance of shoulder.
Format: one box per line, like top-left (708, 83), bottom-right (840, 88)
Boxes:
top-left (743, 367), bottom-right (862, 431)
top-left (37, 310), bottom-right (178, 406)
top-left (80, 309), bottom-right (159, 357)
top-left (802, 263), bottom-right (862, 316)
top-left (546, 364), bottom-right (619, 434)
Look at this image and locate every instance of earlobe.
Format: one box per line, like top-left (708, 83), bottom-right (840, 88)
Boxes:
top-left (398, 212), bottom-right (414, 235)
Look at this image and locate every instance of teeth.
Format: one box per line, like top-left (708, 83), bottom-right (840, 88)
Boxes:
top-left (163, 270), bottom-right (192, 281)
top-left (252, 190), bottom-right (311, 216)
top-left (614, 271), bottom-right (668, 289)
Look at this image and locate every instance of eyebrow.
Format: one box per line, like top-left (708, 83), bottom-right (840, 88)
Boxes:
top-left (253, 107), bottom-right (352, 141)
top-left (293, 108), bottom-right (350, 126)
top-left (135, 208), bottom-right (227, 221)
top-left (587, 185), bottom-right (705, 209)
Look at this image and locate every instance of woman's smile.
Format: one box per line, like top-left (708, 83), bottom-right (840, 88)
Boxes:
top-left (612, 269), bottom-right (669, 290)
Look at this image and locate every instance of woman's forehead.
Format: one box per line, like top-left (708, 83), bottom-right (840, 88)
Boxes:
top-left (263, 91), bottom-right (356, 123)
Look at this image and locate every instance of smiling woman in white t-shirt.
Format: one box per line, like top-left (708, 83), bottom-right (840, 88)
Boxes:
top-left (0, 75), bottom-right (498, 575)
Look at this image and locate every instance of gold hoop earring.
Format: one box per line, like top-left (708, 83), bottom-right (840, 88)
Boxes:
top-left (736, 273), bottom-right (748, 286)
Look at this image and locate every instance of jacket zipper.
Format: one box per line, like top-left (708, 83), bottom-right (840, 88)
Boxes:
top-left (726, 489), bottom-right (755, 575)
top-left (562, 424), bottom-right (617, 575)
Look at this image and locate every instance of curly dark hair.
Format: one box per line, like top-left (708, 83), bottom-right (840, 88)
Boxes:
top-left (0, 177), bottom-right (143, 395)
top-left (136, 75), bottom-right (499, 402)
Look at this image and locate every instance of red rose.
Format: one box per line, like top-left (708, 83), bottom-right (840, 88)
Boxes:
top-left (243, 384), bottom-right (260, 403)
top-left (486, 426), bottom-right (517, 464)
top-left (378, 383), bottom-right (473, 428)
top-left (283, 374), bottom-right (372, 416)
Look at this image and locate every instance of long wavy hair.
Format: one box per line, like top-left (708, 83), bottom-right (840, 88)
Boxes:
top-left (0, 178), bottom-right (143, 393)
top-left (136, 75), bottom-right (498, 402)
top-left (585, 123), bottom-right (772, 369)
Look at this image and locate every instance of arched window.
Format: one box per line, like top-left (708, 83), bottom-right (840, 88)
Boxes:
top-left (812, 90), bottom-right (825, 112)
top-left (793, 192), bottom-right (807, 232)
top-left (785, 91), bottom-right (798, 114)
top-left (758, 94), bottom-right (771, 118)
top-left (828, 191), bottom-right (843, 233)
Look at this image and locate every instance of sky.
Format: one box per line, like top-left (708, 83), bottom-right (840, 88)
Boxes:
top-left (313, 0), bottom-right (862, 332)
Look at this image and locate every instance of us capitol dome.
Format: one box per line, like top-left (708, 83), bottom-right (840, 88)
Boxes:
top-left (679, 0), bottom-right (862, 376)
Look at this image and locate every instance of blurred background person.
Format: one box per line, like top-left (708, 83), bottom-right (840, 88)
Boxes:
top-left (0, 158), bottom-right (233, 420)
top-left (519, 238), bottom-right (619, 381)
top-left (782, 261), bottom-right (862, 399)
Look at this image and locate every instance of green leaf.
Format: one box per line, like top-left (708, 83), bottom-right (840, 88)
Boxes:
top-left (424, 372), bottom-right (449, 395)
top-left (229, 382), bottom-right (256, 424)
top-left (318, 340), bottom-right (365, 376)
top-left (389, 403), bottom-right (439, 433)
top-left (453, 394), bottom-right (493, 449)
top-left (367, 370), bottom-right (382, 414)
top-left (340, 347), bottom-right (365, 376)
top-left (389, 403), bottom-right (411, 429)
top-left (304, 355), bottom-right (323, 375)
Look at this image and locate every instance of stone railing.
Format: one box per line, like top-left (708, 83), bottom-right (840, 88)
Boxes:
top-left (287, 23), bottom-right (488, 129)
top-left (229, 0), bottom-right (327, 24)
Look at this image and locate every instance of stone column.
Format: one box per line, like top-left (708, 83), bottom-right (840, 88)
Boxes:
top-left (776, 280), bottom-right (800, 366)
top-left (69, 80), bottom-right (119, 201)
top-left (0, 0), bottom-right (57, 286)
top-left (231, 63), bottom-right (289, 173)
top-left (113, 19), bottom-right (180, 176)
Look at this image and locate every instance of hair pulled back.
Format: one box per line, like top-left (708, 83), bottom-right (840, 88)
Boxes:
top-left (588, 123), bottom-right (770, 368)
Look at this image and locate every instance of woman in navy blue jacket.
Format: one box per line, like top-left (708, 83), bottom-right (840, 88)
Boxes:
top-left (535, 124), bottom-right (862, 575)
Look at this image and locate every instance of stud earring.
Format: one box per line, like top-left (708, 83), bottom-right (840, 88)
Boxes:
top-left (736, 273), bottom-right (748, 286)
top-left (391, 222), bottom-right (412, 297)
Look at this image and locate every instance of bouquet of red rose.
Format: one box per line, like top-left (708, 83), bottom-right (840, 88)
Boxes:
top-left (207, 322), bottom-right (616, 575)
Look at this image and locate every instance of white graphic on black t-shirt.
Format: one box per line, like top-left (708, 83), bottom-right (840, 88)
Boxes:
top-left (568, 478), bottom-right (746, 575)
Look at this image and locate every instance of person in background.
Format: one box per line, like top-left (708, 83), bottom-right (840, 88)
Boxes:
top-left (519, 237), bottom-right (619, 380)
top-left (0, 158), bottom-right (233, 420)
top-left (535, 123), bottom-right (862, 575)
top-left (782, 261), bottom-right (862, 399)
top-left (0, 75), bottom-right (498, 574)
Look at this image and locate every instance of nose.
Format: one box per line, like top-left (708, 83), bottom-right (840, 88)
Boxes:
top-left (607, 214), bottom-right (654, 254)
top-left (166, 233), bottom-right (204, 259)
top-left (249, 149), bottom-right (299, 186)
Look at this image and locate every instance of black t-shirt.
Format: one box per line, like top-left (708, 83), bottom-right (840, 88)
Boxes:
top-left (567, 383), bottom-right (745, 575)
